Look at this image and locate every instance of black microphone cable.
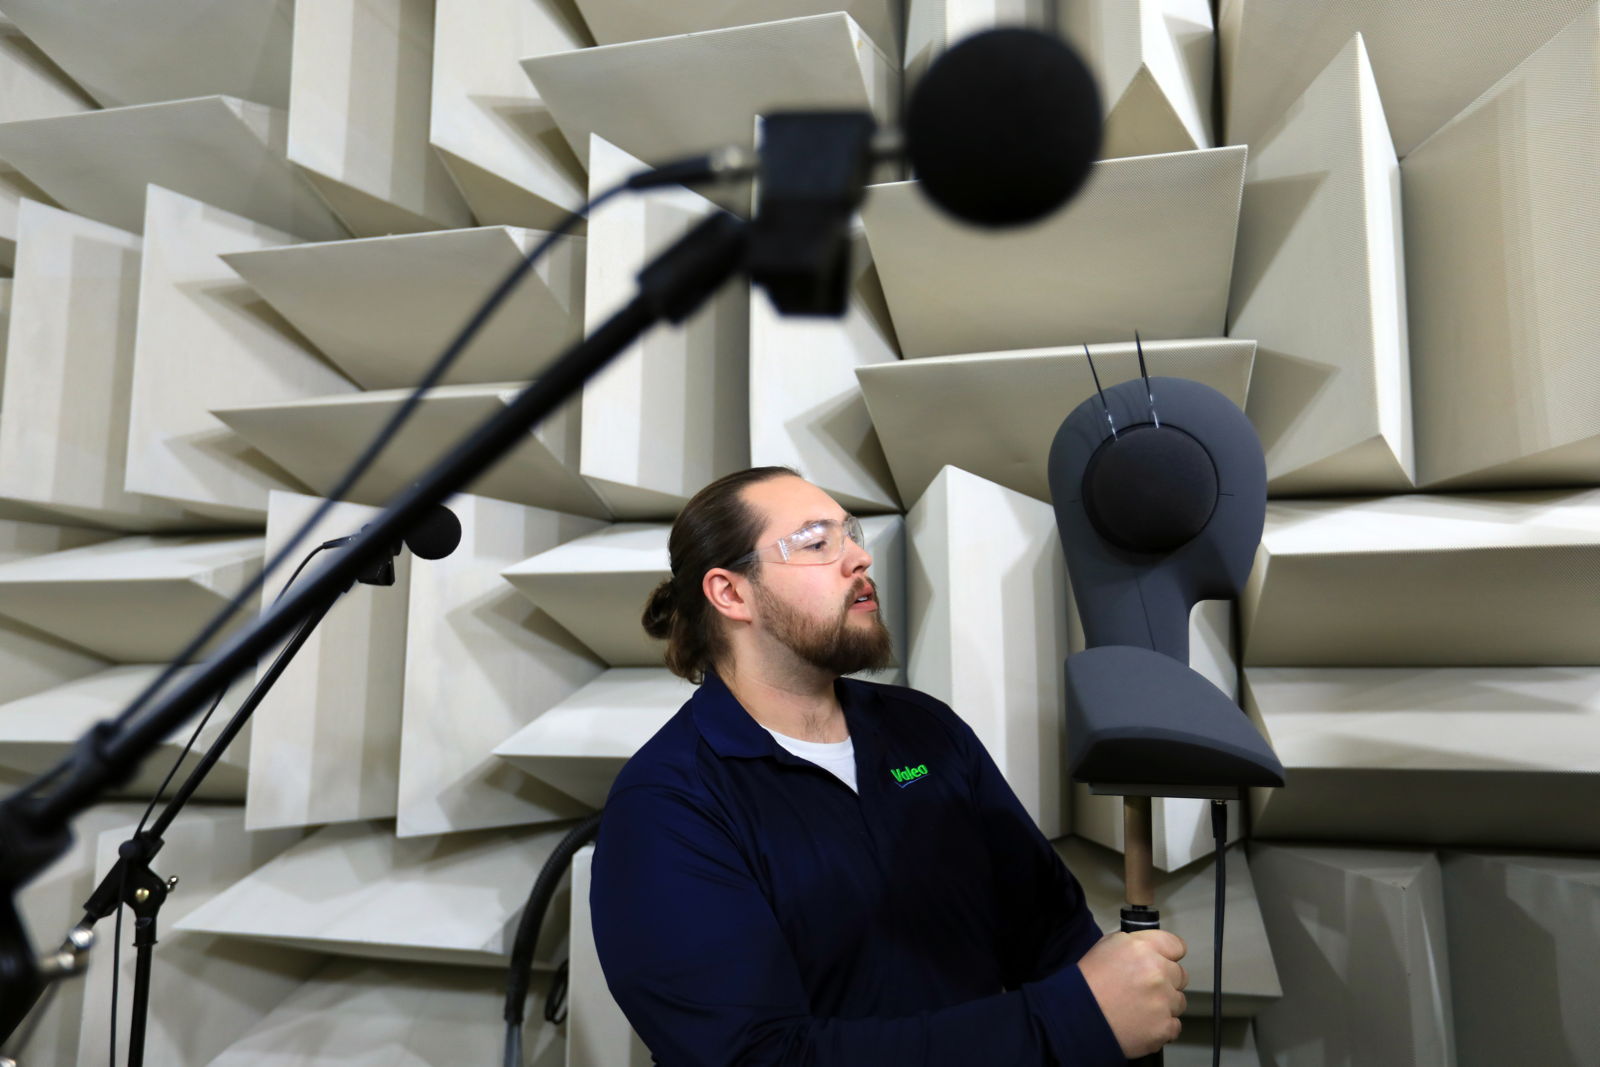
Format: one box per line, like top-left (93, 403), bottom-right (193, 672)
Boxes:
top-left (1210, 799), bottom-right (1227, 1067)
top-left (502, 811), bottom-right (603, 1067)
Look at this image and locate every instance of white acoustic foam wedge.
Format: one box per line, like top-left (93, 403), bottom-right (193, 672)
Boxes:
top-left (212, 383), bottom-right (610, 520)
top-left (750, 229), bottom-right (903, 515)
top-left (0, 520), bottom-right (111, 708)
top-left (494, 668), bottom-right (696, 810)
top-left (244, 493), bottom-right (411, 832)
top-left (1403, 6), bottom-right (1600, 490)
top-left (0, 665), bottom-right (250, 800)
top-left (0, 534), bottom-right (263, 663)
top-left (1218, 0), bottom-right (1595, 157)
top-left (0, 0), bottom-right (294, 110)
top-left (579, 137), bottom-right (748, 519)
top-left (0, 96), bottom-right (347, 240)
top-left (397, 495), bottom-right (605, 836)
top-left (287, 0), bottom-right (472, 236)
top-left (907, 467), bottom-right (1070, 837)
top-left (1242, 489), bottom-right (1600, 667)
top-left (1250, 844), bottom-right (1457, 1066)
top-left (860, 147), bottom-right (1247, 359)
top-left (1442, 851), bottom-right (1600, 1067)
top-left (523, 14), bottom-right (896, 216)
top-left (223, 225), bottom-right (584, 390)
top-left (573, 0), bottom-right (900, 62)
top-left (1063, 0), bottom-right (1215, 158)
top-left (856, 337), bottom-right (1254, 508)
top-left (1245, 666), bottom-right (1600, 851)
top-left (0, 200), bottom-right (200, 530)
top-left (1228, 34), bottom-right (1414, 496)
top-left (430, 0), bottom-right (590, 230)
top-left (176, 819), bottom-right (581, 968)
top-left (126, 186), bottom-right (357, 523)
top-left (208, 958), bottom-right (564, 1067)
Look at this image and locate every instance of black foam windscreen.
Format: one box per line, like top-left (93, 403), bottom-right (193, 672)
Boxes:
top-left (404, 504), bottom-right (462, 560)
top-left (1082, 424), bottom-right (1218, 555)
top-left (905, 27), bottom-right (1102, 227)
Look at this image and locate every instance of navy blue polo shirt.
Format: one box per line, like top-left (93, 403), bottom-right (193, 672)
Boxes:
top-left (590, 671), bottom-right (1125, 1066)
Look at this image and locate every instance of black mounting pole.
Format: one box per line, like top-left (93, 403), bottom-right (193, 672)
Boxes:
top-left (0, 209), bottom-right (752, 1045)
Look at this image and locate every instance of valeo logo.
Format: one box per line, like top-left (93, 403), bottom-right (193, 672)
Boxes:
top-left (890, 763), bottom-right (929, 787)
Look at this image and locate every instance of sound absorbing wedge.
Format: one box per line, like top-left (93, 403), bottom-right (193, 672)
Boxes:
top-left (1069, 602), bottom-right (1245, 871)
top-left (501, 523), bottom-right (672, 667)
top-left (573, 0), bottom-right (900, 61)
top-left (0, 96), bottom-right (347, 240)
top-left (1218, 0), bottom-right (1595, 157)
top-left (1061, 0), bottom-right (1215, 158)
top-left (859, 146), bottom-right (1247, 359)
top-left (429, 0), bottom-right (589, 231)
top-left (1245, 666), bottom-right (1600, 851)
top-left (212, 383), bottom-right (610, 520)
top-left (0, 16), bottom-right (93, 271)
top-left (396, 494), bottom-right (604, 837)
top-left (749, 228), bottom-right (902, 515)
top-left (1442, 851), bottom-right (1600, 1067)
top-left (1403, 6), bottom-right (1600, 490)
top-left (1241, 489), bottom-right (1600, 667)
top-left (579, 137), bottom-right (749, 519)
top-left (74, 807), bottom-right (318, 1067)
top-left (494, 668), bottom-right (696, 810)
top-left (903, 0), bottom-right (1034, 87)
top-left (222, 225), bottom-right (585, 390)
top-left (856, 337), bottom-right (1254, 508)
top-left (907, 466), bottom-right (1070, 837)
top-left (243, 492), bottom-right (410, 832)
top-left (0, 0), bottom-right (293, 109)
top-left (569, 845), bottom-right (653, 1067)
top-left (1057, 837), bottom-right (1280, 1018)
top-left (208, 959), bottom-right (563, 1067)
top-left (287, 0), bottom-right (471, 236)
top-left (1250, 844), bottom-right (1456, 1066)
top-left (1228, 34), bottom-right (1414, 496)
top-left (126, 186), bottom-right (357, 524)
top-left (0, 534), bottom-right (263, 663)
top-left (0, 665), bottom-right (250, 800)
top-left (0, 200), bottom-right (198, 530)
top-left (522, 14), bottom-right (896, 215)
top-left (175, 819), bottom-right (579, 968)
top-left (0, 519), bottom-right (110, 708)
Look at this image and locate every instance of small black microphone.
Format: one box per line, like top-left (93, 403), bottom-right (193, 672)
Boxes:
top-left (320, 503), bottom-right (462, 586)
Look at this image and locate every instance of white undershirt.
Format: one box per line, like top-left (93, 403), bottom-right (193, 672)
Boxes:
top-left (760, 726), bottom-right (858, 793)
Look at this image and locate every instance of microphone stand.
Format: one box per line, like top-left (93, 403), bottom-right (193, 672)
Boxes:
top-left (1121, 796), bottom-right (1162, 1067)
top-left (0, 207), bottom-right (753, 1043)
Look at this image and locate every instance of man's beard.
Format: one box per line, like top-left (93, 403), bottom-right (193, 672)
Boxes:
top-left (753, 576), bottom-right (894, 677)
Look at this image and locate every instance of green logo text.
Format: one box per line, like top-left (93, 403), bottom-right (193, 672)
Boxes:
top-left (890, 764), bottom-right (929, 787)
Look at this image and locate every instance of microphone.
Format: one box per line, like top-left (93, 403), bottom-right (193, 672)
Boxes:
top-left (627, 26), bottom-right (1102, 229)
top-left (320, 503), bottom-right (462, 586)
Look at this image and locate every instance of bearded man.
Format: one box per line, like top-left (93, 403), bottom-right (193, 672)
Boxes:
top-left (590, 466), bottom-right (1186, 1065)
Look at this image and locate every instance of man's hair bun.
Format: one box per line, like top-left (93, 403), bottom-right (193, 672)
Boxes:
top-left (641, 577), bottom-right (676, 640)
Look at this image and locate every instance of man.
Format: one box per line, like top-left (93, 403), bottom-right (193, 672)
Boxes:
top-left (591, 466), bottom-right (1187, 1065)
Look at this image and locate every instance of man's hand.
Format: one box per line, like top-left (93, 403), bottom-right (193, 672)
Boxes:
top-left (1076, 930), bottom-right (1188, 1058)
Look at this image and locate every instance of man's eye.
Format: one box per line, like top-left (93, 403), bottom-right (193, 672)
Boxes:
top-left (802, 540), bottom-right (829, 552)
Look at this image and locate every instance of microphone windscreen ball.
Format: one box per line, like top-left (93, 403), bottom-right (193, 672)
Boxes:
top-left (905, 27), bottom-right (1102, 227)
top-left (405, 504), bottom-right (463, 560)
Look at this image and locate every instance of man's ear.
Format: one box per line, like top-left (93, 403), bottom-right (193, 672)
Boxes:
top-left (703, 567), bottom-right (754, 624)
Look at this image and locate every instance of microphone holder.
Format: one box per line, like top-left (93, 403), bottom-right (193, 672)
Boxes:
top-left (0, 208), bottom-right (753, 1043)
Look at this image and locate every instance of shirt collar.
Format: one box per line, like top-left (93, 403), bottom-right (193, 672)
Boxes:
top-left (691, 669), bottom-right (882, 759)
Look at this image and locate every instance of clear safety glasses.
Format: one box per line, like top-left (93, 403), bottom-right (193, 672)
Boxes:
top-left (734, 514), bottom-right (866, 567)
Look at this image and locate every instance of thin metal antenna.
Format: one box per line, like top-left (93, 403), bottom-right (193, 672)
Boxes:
top-left (1083, 343), bottom-right (1117, 439)
top-left (1134, 330), bottom-right (1160, 428)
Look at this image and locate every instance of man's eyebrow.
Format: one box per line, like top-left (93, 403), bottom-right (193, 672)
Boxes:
top-left (787, 515), bottom-right (847, 536)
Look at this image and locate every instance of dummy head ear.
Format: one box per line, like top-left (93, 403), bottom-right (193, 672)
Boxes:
top-left (1081, 423), bottom-right (1218, 554)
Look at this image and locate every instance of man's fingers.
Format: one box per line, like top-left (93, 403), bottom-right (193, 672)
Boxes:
top-left (1163, 959), bottom-right (1188, 991)
top-left (1129, 929), bottom-right (1187, 961)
